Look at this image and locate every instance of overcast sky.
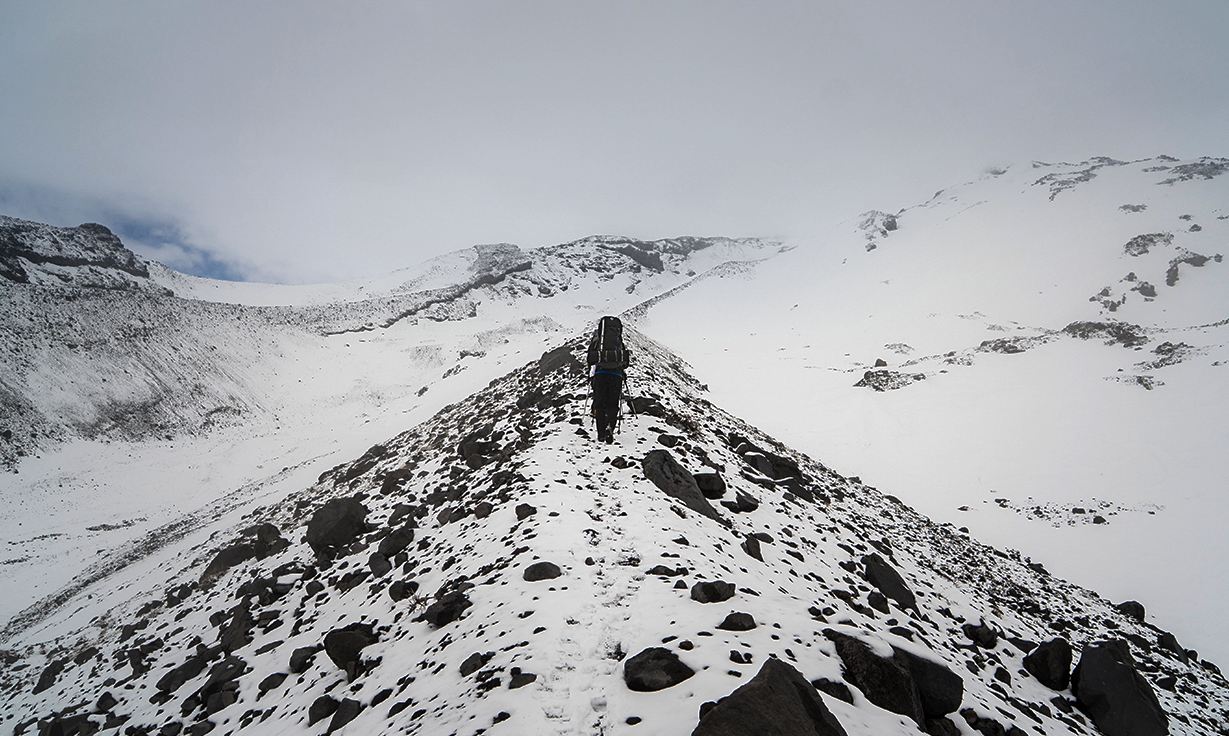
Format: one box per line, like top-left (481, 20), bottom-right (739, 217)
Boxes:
top-left (2, 1), bottom-right (1227, 284)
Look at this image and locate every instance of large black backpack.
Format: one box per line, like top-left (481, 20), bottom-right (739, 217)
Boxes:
top-left (587, 316), bottom-right (629, 371)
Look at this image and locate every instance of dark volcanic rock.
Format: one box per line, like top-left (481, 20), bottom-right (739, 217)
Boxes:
top-left (891, 647), bottom-right (964, 718)
top-left (716, 612), bottom-right (757, 631)
top-left (721, 491), bottom-right (760, 514)
top-left (962, 621), bottom-right (999, 649)
top-left (305, 497), bottom-right (370, 558)
top-left (421, 591), bottom-right (472, 627)
top-left (693, 472), bottom-right (727, 499)
top-left (1115, 601), bottom-right (1146, 622)
top-left (624, 647), bottom-right (695, 692)
top-left (368, 552), bottom-right (392, 577)
top-left (32, 657), bottom-right (67, 695)
top-left (327, 699), bottom-right (363, 734)
top-left (156, 655), bottom-right (208, 692)
top-left (1072, 640), bottom-right (1168, 736)
top-left (861, 553), bottom-right (917, 613)
top-left (1156, 631), bottom-right (1187, 663)
top-left (323, 623), bottom-right (376, 671)
top-left (289, 645), bottom-right (320, 673)
top-left (258, 672), bottom-right (287, 697)
top-left (509, 668), bottom-right (538, 689)
top-left (811, 678), bottom-right (854, 704)
top-left (523, 561), bottom-right (563, 581)
top-left (199, 543), bottom-right (256, 586)
top-left (690, 580), bottom-right (736, 603)
top-left (460, 651), bottom-right (494, 677)
top-left (692, 658), bottom-right (848, 736)
top-left (643, 449), bottom-right (721, 520)
top-left (389, 579), bottom-right (419, 602)
top-left (1023, 637), bottom-right (1072, 691)
top-left (515, 503), bottom-right (536, 520)
top-left (825, 630), bottom-right (924, 726)
top-left (251, 523), bottom-right (290, 558)
top-left (740, 534), bottom-right (763, 562)
top-left (217, 603), bottom-right (254, 652)
top-left (308, 696), bottom-right (340, 726)
top-left (538, 345), bottom-right (583, 375)
top-left (377, 524), bottom-right (415, 557)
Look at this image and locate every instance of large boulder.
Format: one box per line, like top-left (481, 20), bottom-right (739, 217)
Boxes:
top-left (1072, 640), bottom-right (1168, 736)
top-left (377, 524), bottom-right (415, 558)
top-left (538, 345), bottom-right (583, 375)
top-left (717, 613), bottom-right (757, 632)
top-left (643, 450), bottom-right (721, 520)
top-left (891, 647), bottom-right (963, 718)
top-left (1023, 638), bottom-right (1072, 691)
top-left (861, 553), bottom-right (917, 613)
top-left (305, 497), bottom-right (370, 558)
top-left (199, 543), bottom-right (256, 586)
top-left (624, 647), bottom-right (695, 692)
top-left (691, 580), bottom-right (736, 603)
top-left (693, 472), bottom-right (727, 499)
top-left (825, 630), bottom-right (924, 727)
top-left (692, 658), bottom-right (848, 736)
top-left (1115, 601), bottom-right (1146, 622)
top-left (420, 590), bottom-right (472, 628)
top-left (523, 561), bottom-right (563, 582)
top-left (323, 623), bottom-right (377, 671)
top-left (251, 523), bottom-right (290, 558)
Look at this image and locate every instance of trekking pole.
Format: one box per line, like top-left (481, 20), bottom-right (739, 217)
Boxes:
top-left (623, 374), bottom-right (638, 417)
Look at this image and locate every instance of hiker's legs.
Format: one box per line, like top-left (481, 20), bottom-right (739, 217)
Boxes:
top-left (592, 373), bottom-right (622, 442)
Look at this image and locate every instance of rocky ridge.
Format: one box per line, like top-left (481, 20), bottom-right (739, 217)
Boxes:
top-left (4, 329), bottom-right (1227, 735)
top-left (0, 221), bottom-right (779, 470)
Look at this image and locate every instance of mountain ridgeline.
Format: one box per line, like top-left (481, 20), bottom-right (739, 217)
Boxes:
top-left (0, 217), bottom-right (780, 471)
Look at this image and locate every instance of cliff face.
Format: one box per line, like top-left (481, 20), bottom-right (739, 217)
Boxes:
top-left (0, 217), bottom-right (155, 288)
top-left (3, 331), bottom-right (1225, 736)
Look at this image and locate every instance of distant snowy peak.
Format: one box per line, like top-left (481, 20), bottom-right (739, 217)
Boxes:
top-left (1031, 155), bottom-right (1229, 200)
top-left (0, 216), bottom-right (162, 292)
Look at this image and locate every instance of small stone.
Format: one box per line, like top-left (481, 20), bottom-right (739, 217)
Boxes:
top-left (258, 672), bottom-right (288, 697)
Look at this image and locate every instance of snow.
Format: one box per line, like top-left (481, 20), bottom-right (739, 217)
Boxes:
top-left (633, 156), bottom-right (1229, 666)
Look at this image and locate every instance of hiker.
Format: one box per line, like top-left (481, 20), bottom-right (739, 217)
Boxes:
top-left (586, 315), bottom-right (631, 444)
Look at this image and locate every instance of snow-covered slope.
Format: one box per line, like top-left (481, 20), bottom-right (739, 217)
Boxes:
top-left (4, 331), bottom-right (1226, 736)
top-left (631, 156), bottom-right (1229, 667)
